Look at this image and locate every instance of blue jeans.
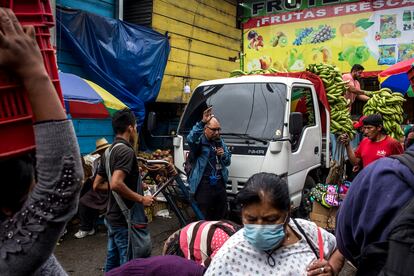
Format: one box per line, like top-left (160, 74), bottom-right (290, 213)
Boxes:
top-left (104, 220), bottom-right (129, 272)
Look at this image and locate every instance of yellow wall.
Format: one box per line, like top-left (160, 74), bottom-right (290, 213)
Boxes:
top-left (152, 0), bottom-right (241, 103)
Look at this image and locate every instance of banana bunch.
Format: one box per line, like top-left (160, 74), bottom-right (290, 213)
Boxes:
top-left (363, 88), bottom-right (406, 140)
top-left (306, 63), bottom-right (354, 139)
top-left (229, 67), bottom-right (281, 77)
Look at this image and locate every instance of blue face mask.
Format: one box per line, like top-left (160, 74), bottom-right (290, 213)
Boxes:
top-left (243, 219), bottom-right (287, 251)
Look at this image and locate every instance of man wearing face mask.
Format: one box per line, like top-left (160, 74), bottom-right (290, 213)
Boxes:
top-left (205, 173), bottom-right (344, 276)
top-left (187, 107), bottom-right (232, 220)
top-left (94, 109), bottom-right (154, 272)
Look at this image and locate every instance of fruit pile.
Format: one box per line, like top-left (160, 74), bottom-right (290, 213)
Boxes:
top-left (138, 149), bottom-right (174, 186)
top-left (363, 88), bottom-right (405, 139)
top-left (229, 68), bottom-right (281, 77)
top-left (306, 63), bottom-right (355, 138)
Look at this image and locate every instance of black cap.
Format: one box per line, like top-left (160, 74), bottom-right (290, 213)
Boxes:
top-left (363, 114), bottom-right (383, 127)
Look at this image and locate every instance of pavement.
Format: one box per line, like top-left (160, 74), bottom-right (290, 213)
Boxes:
top-left (54, 213), bottom-right (180, 276)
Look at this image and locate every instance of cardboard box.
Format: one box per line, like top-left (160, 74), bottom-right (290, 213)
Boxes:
top-left (309, 202), bottom-right (337, 230)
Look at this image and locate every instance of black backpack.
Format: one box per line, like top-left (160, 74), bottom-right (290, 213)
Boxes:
top-left (357, 150), bottom-right (414, 276)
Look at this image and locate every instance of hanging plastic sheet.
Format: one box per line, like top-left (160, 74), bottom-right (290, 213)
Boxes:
top-left (56, 7), bottom-right (170, 125)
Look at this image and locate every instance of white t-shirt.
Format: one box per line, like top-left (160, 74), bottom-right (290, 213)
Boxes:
top-left (205, 219), bottom-right (336, 276)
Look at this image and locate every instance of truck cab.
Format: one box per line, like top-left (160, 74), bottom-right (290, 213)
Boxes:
top-left (173, 76), bottom-right (330, 210)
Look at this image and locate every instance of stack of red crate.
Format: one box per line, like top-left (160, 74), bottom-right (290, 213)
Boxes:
top-left (0, 0), bottom-right (63, 158)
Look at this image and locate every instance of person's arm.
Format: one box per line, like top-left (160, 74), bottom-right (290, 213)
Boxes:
top-left (356, 94), bottom-right (370, 102)
top-left (328, 250), bottom-right (345, 275)
top-left (187, 107), bottom-right (213, 144)
top-left (0, 9), bottom-right (82, 275)
top-left (0, 9), bottom-right (65, 122)
top-left (339, 134), bottom-right (361, 166)
top-left (93, 174), bottom-right (109, 191)
top-left (392, 139), bottom-right (404, 154)
top-left (346, 84), bottom-right (368, 96)
top-left (110, 170), bottom-right (153, 206)
top-left (220, 141), bottom-right (232, 167)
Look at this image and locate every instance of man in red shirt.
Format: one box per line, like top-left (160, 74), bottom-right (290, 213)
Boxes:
top-left (340, 114), bottom-right (403, 168)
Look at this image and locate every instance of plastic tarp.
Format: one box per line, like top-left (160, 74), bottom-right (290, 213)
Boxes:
top-left (56, 7), bottom-right (170, 125)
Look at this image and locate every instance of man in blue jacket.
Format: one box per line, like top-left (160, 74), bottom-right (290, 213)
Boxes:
top-left (187, 107), bottom-right (231, 220)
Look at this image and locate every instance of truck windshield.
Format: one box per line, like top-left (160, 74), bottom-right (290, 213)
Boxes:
top-left (178, 83), bottom-right (287, 141)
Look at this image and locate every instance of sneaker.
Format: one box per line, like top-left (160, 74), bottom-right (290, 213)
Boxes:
top-left (74, 229), bottom-right (95, 239)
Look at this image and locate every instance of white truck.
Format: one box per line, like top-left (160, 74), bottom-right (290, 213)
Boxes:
top-left (150, 75), bottom-right (332, 215)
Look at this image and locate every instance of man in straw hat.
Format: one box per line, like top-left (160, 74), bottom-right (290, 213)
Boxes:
top-left (74, 138), bottom-right (111, 239)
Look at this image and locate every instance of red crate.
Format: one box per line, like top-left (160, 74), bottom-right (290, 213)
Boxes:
top-left (35, 26), bottom-right (52, 51)
top-left (40, 49), bottom-right (59, 80)
top-left (0, 0), bottom-right (54, 26)
top-left (0, 0), bottom-right (64, 158)
top-left (0, 75), bottom-right (35, 158)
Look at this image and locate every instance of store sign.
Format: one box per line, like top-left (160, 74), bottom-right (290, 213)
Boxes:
top-left (246, 0), bottom-right (360, 16)
top-left (243, 0), bottom-right (414, 73)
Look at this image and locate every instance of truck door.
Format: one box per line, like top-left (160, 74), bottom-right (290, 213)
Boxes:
top-left (288, 85), bottom-right (322, 202)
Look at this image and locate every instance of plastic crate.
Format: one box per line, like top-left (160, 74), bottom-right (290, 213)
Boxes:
top-left (0, 72), bottom-right (35, 158)
top-left (0, 0), bottom-right (54, 26)
top-left (35, 26), bottom-right (52, 51)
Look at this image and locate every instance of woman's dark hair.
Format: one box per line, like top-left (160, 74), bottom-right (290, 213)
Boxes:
top-left (237, 173), bottom-right (290, 211)
top-left (0, 154), bottom-right (35, 215)
top-left (112, 108), bottom-right (136, 134)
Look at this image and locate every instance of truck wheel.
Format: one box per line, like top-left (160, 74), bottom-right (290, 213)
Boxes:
top-left (297, 176), bottom-right (315, 219)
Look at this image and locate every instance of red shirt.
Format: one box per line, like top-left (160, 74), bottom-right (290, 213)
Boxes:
top-left (355, 136), bottom-right (403, 167)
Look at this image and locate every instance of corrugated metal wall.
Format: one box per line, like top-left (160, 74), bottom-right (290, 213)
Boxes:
top-left (151, 0), bottom-right (241, 103)
top-left (124, 0), bottom-right (153, 28)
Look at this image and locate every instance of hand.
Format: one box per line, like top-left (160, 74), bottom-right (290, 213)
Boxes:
top-left (339, 133), bottom-right (350, 146)
top-left (363, 90), bottom-right (371, 96)
top-left (216, 147), bottom-right (224, 157)
top-left (352, 165), bottom-right (360, 173)
top-left (141, 195), bottom-right (154, 207)
top-left (307, 259), bottom-right (334, 276)
top-left (166, 163), bottom-right (178, 177)
top-left (0, 9), bottom-right (45, 79)
top-left (202, 107), bottom-right (213, 123)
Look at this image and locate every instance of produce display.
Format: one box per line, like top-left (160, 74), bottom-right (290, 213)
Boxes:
top-left (229, 67), bottom-right (281, 77)
top-left (306, 63), bottom-right (355, 139)
top-left (363, 88), bottom-right (406, 140)
top-left (138, 149), bottom-right (174, 186)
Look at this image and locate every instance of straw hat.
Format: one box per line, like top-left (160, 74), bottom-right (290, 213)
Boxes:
top-left (92, 138), bottom-right (111, 155)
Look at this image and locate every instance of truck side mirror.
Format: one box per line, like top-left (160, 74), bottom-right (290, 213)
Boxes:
top-left (289, 112), bottom-right (303, 136)
top-left (147, 112), bottom-right (157, 133)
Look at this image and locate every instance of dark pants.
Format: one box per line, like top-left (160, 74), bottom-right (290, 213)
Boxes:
top-left (195, 177), bottom-right (227, 220)
top-left (78, 202), bottom-right (99, 231)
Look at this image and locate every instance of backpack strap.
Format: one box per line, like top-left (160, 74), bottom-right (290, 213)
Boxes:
top-left (292, 218), bottom-right (320, 259)
top-left (105, 143), bottom-right (131, 223)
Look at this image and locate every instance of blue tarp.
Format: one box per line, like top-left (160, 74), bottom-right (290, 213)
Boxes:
top-left (56, 7), bottom-right (170, 126)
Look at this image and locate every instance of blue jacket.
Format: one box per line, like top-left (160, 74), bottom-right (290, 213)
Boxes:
top-left (186, 121), bottom-right (231, 194)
